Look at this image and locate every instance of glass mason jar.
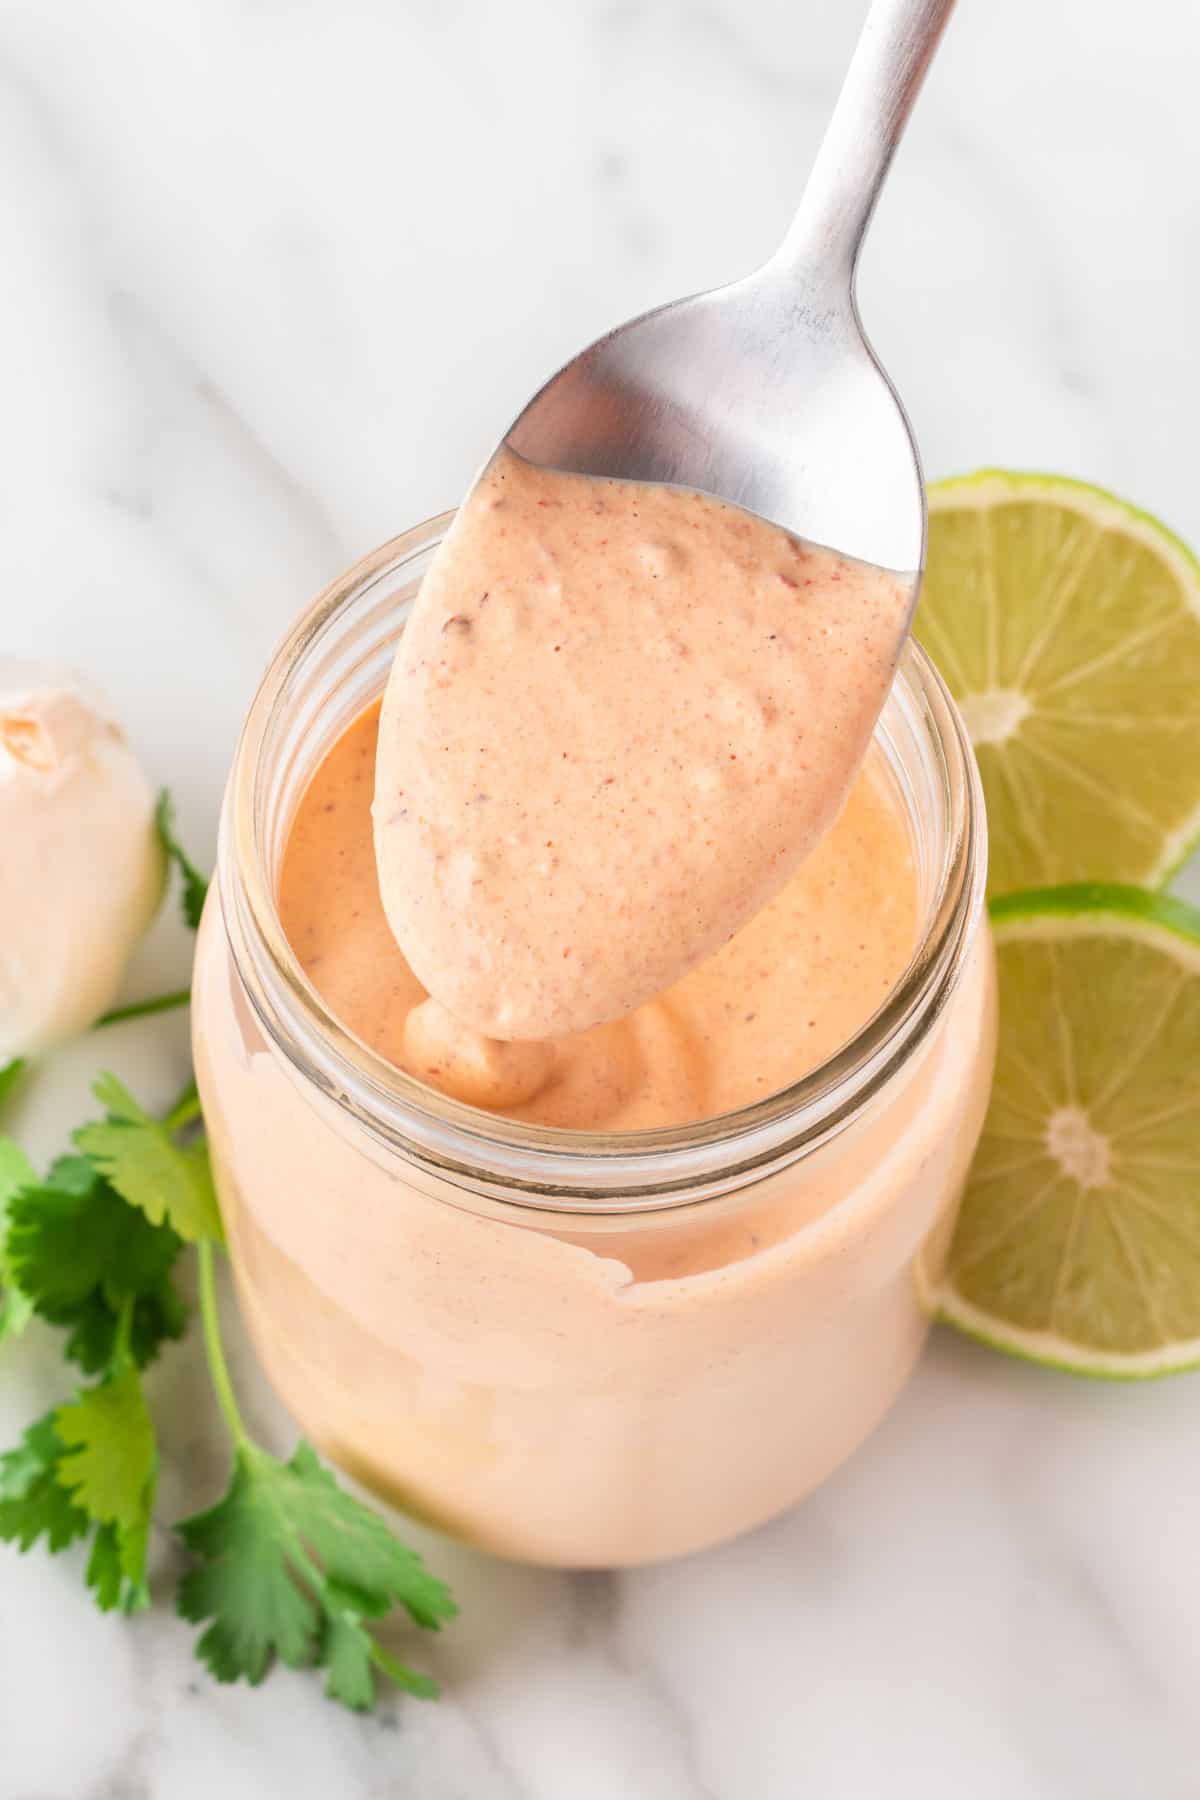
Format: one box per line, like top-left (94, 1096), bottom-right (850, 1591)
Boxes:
top-left (192, 512), bottom-right (996, 1569)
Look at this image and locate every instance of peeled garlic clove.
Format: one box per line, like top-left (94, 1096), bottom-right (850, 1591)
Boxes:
top-left (0, 658), bottom-right (163, 1060)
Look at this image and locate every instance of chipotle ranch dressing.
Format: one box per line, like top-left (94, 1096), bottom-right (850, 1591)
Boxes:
top-left (204, 678), bottom-right (991, 1564)
top-left (190, 476), bottom-right (996, 1568)
top-left (372, 450), bottom-right (912, 1043)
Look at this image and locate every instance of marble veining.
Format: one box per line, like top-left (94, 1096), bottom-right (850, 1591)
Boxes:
top-left (2, 0), bottom-right (1199, 1794)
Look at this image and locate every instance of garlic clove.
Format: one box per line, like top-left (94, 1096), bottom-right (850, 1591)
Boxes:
top-left (0, 659), bottom-right (163, 1060)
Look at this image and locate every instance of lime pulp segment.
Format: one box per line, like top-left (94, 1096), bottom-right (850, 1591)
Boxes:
top-left (919, 472), bottom-right (1200, 896)
top-left (937, 884), bottom-right (1200, 1378)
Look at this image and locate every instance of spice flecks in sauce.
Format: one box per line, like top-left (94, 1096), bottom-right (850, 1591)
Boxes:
top-left (372, 450), bottom-right (912, 1041)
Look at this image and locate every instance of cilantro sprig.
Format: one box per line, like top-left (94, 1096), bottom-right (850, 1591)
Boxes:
top-left (0, 1081), bottom-right (191, 1610)
top-left (0, 1319), bottom-right (164, 1615)
top-left (180, 1241), bottom-right (455, 1705)
top-left (0, 1072), bottom-right (454, 1710)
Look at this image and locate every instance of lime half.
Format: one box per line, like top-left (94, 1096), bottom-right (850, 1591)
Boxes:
top-left (918, 472), bottom-right (1200, 895)
top-left (936, 885), bottom-right (1200, 1378)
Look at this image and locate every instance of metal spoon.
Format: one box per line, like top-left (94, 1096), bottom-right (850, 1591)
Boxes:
top-left (504, 0), bottom-right (956, 578)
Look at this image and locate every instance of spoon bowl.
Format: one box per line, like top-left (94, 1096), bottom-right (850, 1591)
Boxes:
top-left (506, 0), bottom-right (957, 578)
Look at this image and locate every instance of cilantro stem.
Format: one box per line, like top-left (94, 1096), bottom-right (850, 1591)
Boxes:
top-left (97, 989), bottom-right (191, 1028)
top-left (113, 1292), bottom-right (136, 1368)
top-left (165, 1081), bottom-right (202, 1134)
top-left (0, 1055), bottom-right (27, 1112)
top-left (197, 1241), bottom-right (249, 1451)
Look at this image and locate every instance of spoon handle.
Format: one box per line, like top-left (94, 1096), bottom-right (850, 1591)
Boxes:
top-left (776, 0), bottom-right (956, 280)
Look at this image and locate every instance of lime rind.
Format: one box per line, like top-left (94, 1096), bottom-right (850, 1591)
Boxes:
top-left (936, 1289), bottom-right (1200, 1382)
top-left (935, 882), bottom-right (1200, 1380)
top-left (989, 881), bottom-right (1200, 947)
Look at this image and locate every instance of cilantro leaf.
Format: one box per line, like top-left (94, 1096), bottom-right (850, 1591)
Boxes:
top-left (0, 1412), bottom-right (89, 1553)
top-left (85, 1522), bottom-right (127, 1609)
top-left (0, 1136), bottom-right (36, 1340)
top-left (155, 790), bottom-right (209, 931)
top-left (7, 1156), bottom-right (181, 1318)
top-left (86, 1516), bottom-right (151, 1612)
top-left (0, 1137), bottom-right (35, 1211)
top-left (75, 1074), bottom-right (222, 1246)
top-left (178, 1451), bottom-right (316, 1682)
top-left (366, 1638), bottom-right (441, 1702)
top-left (319, 1590), bottom-right (438, 1708)
top-left (56, 1366), bottom-right (157, 1526)
top-left (55, 1365), bottom-right (157, 1613)
top-left (63, 1279), bottom-right (188, 1375)
top-left (6, 1155), bottom-right (185, 1370)
top-left (0, 1384), bottom-right (157, 1614)
top-left (177, 1439), bottom-right (454, 1709)
top-left (321, 1599), bottom-right (379, 1710)
top-left (0, 1057), bottom-right (26, 1113)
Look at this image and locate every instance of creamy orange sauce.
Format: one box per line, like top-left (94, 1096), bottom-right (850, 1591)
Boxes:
top-left (372, 450), bottom-right (912, 1042)
top-left (197, 471), bottom-right (1000, 1571)
top-left (197, 460), bottom-right (999, 1570)
top-left (280, 701), bottom-right (918, 1131)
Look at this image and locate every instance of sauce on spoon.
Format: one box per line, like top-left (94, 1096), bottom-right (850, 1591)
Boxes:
top-left (373, 449), bottom-right (912, 1042)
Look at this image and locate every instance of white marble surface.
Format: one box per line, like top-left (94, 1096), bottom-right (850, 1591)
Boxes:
top-left (3, 0), bottom-right (1200, 1794)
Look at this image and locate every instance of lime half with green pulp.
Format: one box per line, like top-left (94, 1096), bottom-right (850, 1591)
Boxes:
top-left (918, 473), bottom-right (1200, 896)
top-left (936, 885), bottom-right (1200, 1378)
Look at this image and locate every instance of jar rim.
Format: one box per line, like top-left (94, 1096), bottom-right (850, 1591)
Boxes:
top-left (220, 510), bottom-right (987, 1213)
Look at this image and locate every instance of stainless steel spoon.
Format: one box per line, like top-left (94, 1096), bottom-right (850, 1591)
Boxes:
top-left (503, 0), bottom-right (956, 578)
